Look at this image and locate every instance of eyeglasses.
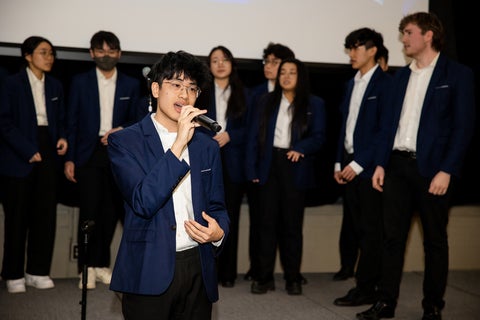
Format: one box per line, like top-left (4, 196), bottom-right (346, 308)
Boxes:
top-left (93, 48), bottom-right (120, 56)
top-left (211, 58), bottom-right (231, 65)
top-left (34, 50), bottom-right (55, 58)
top-left (263, 58), bottom-right (281, 66)
top-left (163, 80), bottom-right (201, 98)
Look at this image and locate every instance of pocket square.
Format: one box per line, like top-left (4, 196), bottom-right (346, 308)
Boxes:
top-left (201, 168), bottom-right (212, 173)
top-left (367, 96), bottom-right (377, 100)
top-left (51, 97), bottom-right (59, 101)
top-left (435, 84), bottom-right (449, 89)
top-left (119, 96), bottom-right (131, 100)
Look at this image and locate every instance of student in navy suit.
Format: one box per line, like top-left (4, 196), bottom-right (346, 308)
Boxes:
top-left (245, 42), bottom-right (296, 282)
top-left (194, 46), bottom-right (248, 288)
top-left (0, 36), bottom-right (67, 293)
top-left (357, 12), bottom-right (476, 320)
top-left (246, 58), bottom-right (326, 295)
top-left (332, 28), bottom-right (392, 307)
top-left (107, 51), bottom-right (229, 320)
top-left (63, 31), bottom-right (141, 290)
top-left (334, 42), bottom-right (391, 283)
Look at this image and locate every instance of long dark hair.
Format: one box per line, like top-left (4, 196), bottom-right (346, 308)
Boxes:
top-left (206, 45), bottom-right (246, 119)
top-left (258, 58), bottom-right (310, 150)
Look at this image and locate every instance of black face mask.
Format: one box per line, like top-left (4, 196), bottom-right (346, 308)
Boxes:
top-left (94, 56), bottom-right (119, 71)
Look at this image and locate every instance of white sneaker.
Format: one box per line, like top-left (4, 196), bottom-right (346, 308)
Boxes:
top-left (94, 267), bottom-right (112, 284)
top-left (78, 267), bottom-right (96, 289)
top-left (6, 278), bottom-right (26, 293)
top-left (25, 273), bottom-right (55, 289)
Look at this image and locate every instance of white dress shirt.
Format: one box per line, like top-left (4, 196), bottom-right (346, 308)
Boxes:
top-left (214, 82), bottom-right (230, 133)
top-left (334, 65), bottom-right (378, 175)
top-left (26, 67), bottom-right (48, 126)
top-left (96, 68), bottom-right (117, 136)
top-left (151, 114), bottom-right (198, 252)
top-left (273, 94), bottom-right (292, 149)
top-left (393, 53), bottom-right (439, 152)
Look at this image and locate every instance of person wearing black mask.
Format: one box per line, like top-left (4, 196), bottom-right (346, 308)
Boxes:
top-left (64, 30), bottom-right (141, 290)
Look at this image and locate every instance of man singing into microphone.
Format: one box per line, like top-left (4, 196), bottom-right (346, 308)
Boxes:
top-left (107, 51), bottom-right (230, 320)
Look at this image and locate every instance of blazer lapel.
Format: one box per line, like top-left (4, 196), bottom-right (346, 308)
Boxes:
top-left (187, 134), bottom-right (202, 220)
top-left (420, 53), bottom-right (446, 120)
top-left (141, 116), bottom-right (165, 161)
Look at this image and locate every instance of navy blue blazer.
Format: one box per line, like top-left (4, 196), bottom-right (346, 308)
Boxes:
top-left (0, 69), bottom-right (66, 177)
top-left (377, 53), bottom-right (475, 178)
top-left (65, 68), bottom-right (140, 167)
top-left (335, 66), bottom-right (393, 178)
top-left (247, 81), bottom-right (269, 112)
top-left (246, 81), bottom-right (269, 128)
top-left (107, 115), bottom-right (230, 301)
top-left (246, 94), bottom-right (326, 190)
top-left (196, 85), bottom-right (249, 183)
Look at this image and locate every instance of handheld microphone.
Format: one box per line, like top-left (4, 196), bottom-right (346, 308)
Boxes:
top-left (142, 67), bottom-right (153, 112)
top-left (194, 114), bottom-right (222, 132)
top-left (142, 66), bottom-right (151, 79)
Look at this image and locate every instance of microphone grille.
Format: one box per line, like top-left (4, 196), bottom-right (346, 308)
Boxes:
top-left (142, 66), bottom-right (151, 79)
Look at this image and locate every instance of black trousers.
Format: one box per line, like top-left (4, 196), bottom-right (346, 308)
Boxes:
top-left (338, 195), bottom-right (359, 272)
top-left (256, 148), bottom-right (305, 283)
top-left (379, 153), bottom-right (450, 310)
top-left (76, 140), bottom-right (124, 272)
top-left (1, 126), bottom-right (57, 279)
top-left (217, 165), bottom-right (246, 282)
top-left (245, 181), bottom-right (261, 279)
top-left (344, 175), bottom-right (383, 292)
top-left (122, 247), bottom-right (212, 320)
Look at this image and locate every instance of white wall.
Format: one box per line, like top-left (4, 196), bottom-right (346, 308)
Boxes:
top-left (0, 0), bottom-right (428, 66)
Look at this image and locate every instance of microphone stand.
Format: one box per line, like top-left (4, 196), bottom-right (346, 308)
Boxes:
top-left (79, 220), bottom-right (95, 320)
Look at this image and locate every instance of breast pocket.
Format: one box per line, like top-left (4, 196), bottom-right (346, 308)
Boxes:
top-left (200, 168), bottom-right (213, 199)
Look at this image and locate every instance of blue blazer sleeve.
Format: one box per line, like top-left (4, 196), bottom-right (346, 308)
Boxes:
top-left (335, 68), bottom-right (393, 178)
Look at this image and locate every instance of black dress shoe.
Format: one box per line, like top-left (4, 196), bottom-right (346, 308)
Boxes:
top-left (221, 280), bottom-right (235, 288)
top-left (251, 280), bottom-right (275, 294)
top-left (333, 266), bottom-right (354, 281)
top-left (285, 281), bottom-right (302, 295)
top-left (334, 287), bottom-right (377, 306)
top-left (422, 306), bottom-right (442, 320)
top-left (356, 301), bottom-right (395, 319)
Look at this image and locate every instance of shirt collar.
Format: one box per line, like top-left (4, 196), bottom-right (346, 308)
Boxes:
top-left (409, 52), bottom-right (440, 73)
top-left (26, 66), bottom-right (45, 84)
top-left (354, 64), bottom-right (378, 83)
top-left (96, 67), bottom-right (117, 82)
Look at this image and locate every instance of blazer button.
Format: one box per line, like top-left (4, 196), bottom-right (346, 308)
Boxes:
top-left (171, 225), bottom-right (176, 231)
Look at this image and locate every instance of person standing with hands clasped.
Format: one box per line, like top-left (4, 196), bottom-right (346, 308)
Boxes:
top-left (195, 45), bottom-right (248, 288)
top-left (333, 28), bottom-right (392, 307)
top-left (0, 36), bottom-right (67, 293)
top-left (357, 12), bottom-right (475, 320)
top-left (64, 31), bottom-right (141, 290)
top-left (246, 58), bottom-right (326, 295)
top-left (107, 51), bottom-right (229, 320)
top-left (245, 43), bottom-right (296, 282)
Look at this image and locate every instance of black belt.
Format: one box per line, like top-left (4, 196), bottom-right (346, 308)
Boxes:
top-left (274, 147), bottom-right (289, 153)
top-left (176, 246), bottom-right (198, 260)
top-left (392, 150), bottom-right (417, 159)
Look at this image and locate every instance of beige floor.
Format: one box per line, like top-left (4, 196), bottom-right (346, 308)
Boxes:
top-left (1, 270), bottom-right (479, 320)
